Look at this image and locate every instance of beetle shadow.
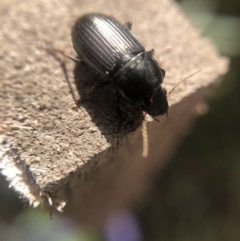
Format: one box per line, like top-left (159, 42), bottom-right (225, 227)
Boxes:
top-left (72, 61), bottom-right (143, 144)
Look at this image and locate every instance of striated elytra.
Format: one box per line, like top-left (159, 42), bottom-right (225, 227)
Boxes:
top-left (71, 13), bottom-right (168, 117)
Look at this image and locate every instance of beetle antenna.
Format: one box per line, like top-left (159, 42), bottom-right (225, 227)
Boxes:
top-left (167, 69), bottom-right (202, 97)
top-left (38, 45), bottom-right (80, 105)
top-left (153, 116), bottom-right (160, 122)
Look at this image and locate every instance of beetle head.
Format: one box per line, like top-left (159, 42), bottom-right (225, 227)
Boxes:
top-left (141, 87), bottom-right (168, 117)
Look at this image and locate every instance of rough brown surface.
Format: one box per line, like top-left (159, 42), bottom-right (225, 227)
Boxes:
top-left (0, 0), bottom-right (228, 227)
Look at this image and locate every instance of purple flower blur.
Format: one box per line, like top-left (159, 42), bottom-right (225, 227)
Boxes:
top-left (104, 210), bottom-right (142, 241)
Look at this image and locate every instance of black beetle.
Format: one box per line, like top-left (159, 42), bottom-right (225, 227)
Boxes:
top-left (71, 13), bottom-right (168, 117)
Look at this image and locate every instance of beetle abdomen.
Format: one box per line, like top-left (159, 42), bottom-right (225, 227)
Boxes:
top-left (71, 14), bottom-right (144, 77)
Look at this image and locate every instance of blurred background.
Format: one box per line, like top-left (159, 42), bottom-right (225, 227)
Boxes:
top-left (1, 0), bottom-right (240, 240)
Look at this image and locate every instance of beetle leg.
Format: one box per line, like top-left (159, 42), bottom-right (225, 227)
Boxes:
top-left (88, 80), bottom-right (111, 96)
top-left (148, 49), bottom-right (154, 56)
top-left (41, 46), bottom-right (82, 62)
top-left (160, 68), bottom-right (166, 78)
top-left (115, 93), bottom-right (122, 116)
top-left (66, 55), bottom-right (82, 62)
top-left (115, 93), bottom-right (124, 128)
top-left (53, 49), bottom-right (82, 63)
top-left (124, 22), bottom-right (132, 30)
